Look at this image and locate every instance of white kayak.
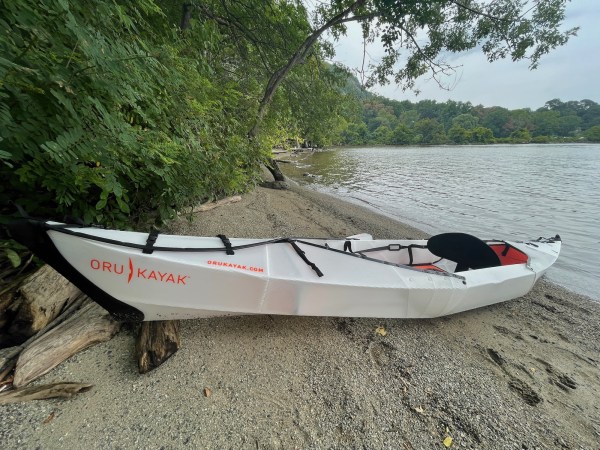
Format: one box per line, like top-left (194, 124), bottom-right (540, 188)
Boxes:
top-left (6, 219), bottom-right (561, 321)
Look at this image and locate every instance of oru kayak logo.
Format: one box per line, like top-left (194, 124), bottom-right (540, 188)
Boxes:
top-left (90, 258), bottom-right (190, 285)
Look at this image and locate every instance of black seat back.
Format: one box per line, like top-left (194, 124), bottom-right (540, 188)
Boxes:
top-left (427, 233), bottom-right (501, 272)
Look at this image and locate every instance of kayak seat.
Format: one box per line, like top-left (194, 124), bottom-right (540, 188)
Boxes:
top-left (427, 233), bottom-right (501, 273)
top-left (412, 264), bottom-right (445, 272)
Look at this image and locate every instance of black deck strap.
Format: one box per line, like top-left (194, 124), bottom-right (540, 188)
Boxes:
top-left (428, 233), bottom-right (500, 272)
top-left (289, 241), bottom-right (324, 277)
top-left (217, 234), bottom-right (234, 255)
top-left (142, 230), bottom-right (160, 254)
top-left (343, 240), bottom-right (352, 252)
top-left (502, 244), bottom-right (510, 257)
top-left (408, 246), bottom-right (414, 265)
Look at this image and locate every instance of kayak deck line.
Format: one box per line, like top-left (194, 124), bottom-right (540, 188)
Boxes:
top-left (3, 219), bottom-right (561, 322)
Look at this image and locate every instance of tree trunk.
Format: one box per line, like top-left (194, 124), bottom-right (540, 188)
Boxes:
top-left (266, 157), bottom-right (286, 182)
top-left (248, 0), bottom-right (366, 138)
top-left (180, 3), bottom-right (193, 31)
top-left (136, 320), bottom-right (181, 374)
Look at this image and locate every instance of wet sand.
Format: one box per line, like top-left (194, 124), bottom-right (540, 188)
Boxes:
top-left (1, 184), bottom-right (599, 449)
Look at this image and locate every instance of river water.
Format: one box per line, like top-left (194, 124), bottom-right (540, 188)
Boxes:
top-left (282, 144), bottom-right (600, 301)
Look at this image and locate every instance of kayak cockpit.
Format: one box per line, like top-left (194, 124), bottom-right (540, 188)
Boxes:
top-left (324, 233), bottom-right (531, 275)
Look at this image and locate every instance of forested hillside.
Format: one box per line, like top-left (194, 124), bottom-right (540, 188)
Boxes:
top-left (337, 85), bottom-right (600, 146)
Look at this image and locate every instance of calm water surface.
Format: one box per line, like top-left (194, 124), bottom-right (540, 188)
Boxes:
top-left (283, 144), bottom-right (600, 300)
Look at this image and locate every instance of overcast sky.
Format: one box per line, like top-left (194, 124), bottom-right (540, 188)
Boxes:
top-left (328, 0), bottom-right (599, 110)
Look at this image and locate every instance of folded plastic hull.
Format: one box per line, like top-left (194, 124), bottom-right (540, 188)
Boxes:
top-left (7, 221), bottom-right (561, 321)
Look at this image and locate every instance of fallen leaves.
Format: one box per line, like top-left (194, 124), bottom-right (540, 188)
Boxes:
top-left (203, 387), bottom-right (212, 398)
top-left (443, 427), bottom-right (453, 447)
top-left (43, 411), bottom-right (55, 424)
top-left (375, 326), bottom-right (387, 337)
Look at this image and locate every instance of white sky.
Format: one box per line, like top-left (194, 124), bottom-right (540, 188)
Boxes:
top-left (326, 0), bottom-right (600, 110)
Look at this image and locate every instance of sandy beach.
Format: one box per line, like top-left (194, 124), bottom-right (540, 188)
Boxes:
top-left (1, 183), bottom-right (599, 449)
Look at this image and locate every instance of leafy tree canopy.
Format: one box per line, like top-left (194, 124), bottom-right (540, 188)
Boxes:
top-left (314, 0), bottom-right (577, 92)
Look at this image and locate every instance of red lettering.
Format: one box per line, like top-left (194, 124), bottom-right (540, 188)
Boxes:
top-left (205, 259), bottom-right (263, 274)
top-left (128, 258), bottom-right (134, 283)
top-left (89, 258), bottom-right (190, 286)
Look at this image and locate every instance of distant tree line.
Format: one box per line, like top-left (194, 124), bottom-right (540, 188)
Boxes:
top-left (337, 95), bottom-right (600, 146)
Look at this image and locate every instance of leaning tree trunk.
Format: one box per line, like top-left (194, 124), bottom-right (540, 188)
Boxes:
top-left (246, 1), bottom-right (366, 182)
top-left (266, 157), bottom-right (286, 182)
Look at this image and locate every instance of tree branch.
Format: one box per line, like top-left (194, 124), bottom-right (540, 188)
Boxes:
top-left (449, 0), bottom-right (510, 23)
top-left (249, 0), bottom-right (370, 138)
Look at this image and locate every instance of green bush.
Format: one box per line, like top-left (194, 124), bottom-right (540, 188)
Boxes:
top-left (0, 0), bottom-right (260, 228)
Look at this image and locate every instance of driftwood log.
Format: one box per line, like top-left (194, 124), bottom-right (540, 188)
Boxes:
top-left (13, 302), bottom-right (121, 387)
top-left (0, 289), bottom-right (16, 330)
top-left (178, 195), bottom-right (242, 216)
top-left (4, 265), bottom-right (80, 345)
top-left (0, 293), bottom-right (89, 379)
top-left (0, 382), bottom-right (93, 405)
top-left (136, 320), bottom-right (181, 374)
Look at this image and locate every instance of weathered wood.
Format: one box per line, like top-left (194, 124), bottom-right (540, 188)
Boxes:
top-left (0, 289), bottom-right (18, 332)
top-left (7, 265), bottom-right (80, 343)
top-left (0, 293), bottom-right (89, 378)
top-left (0, 347), bottom-right (17, 383)
top-left (13, 302), bottom-right (120, 387)
top-left (136, 320), bottom-right (181, 374)
top-left (179, 195), bottom-right (242, 216)
top-left (0, 382), bottom-right (93, 404)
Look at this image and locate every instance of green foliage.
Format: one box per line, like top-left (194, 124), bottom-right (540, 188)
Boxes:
top-left (448, 126), bottom-right (470, 144)
top-left (391, 124), bottom-right (417, 145)
top-left (510, 129), bottom-right (532, 144)
top-left (0, 0), bottom-right (266, 227)
top-left (469, 127), bottom-right (494, 144)
top-left (414, 119), bottom-right (446, 145)
top-left (584, 125), bottom-right (600, 142)
top-left (336, 72), bottom-right (600, 146)
top-left (452, 114), bottom-right (479, 130)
